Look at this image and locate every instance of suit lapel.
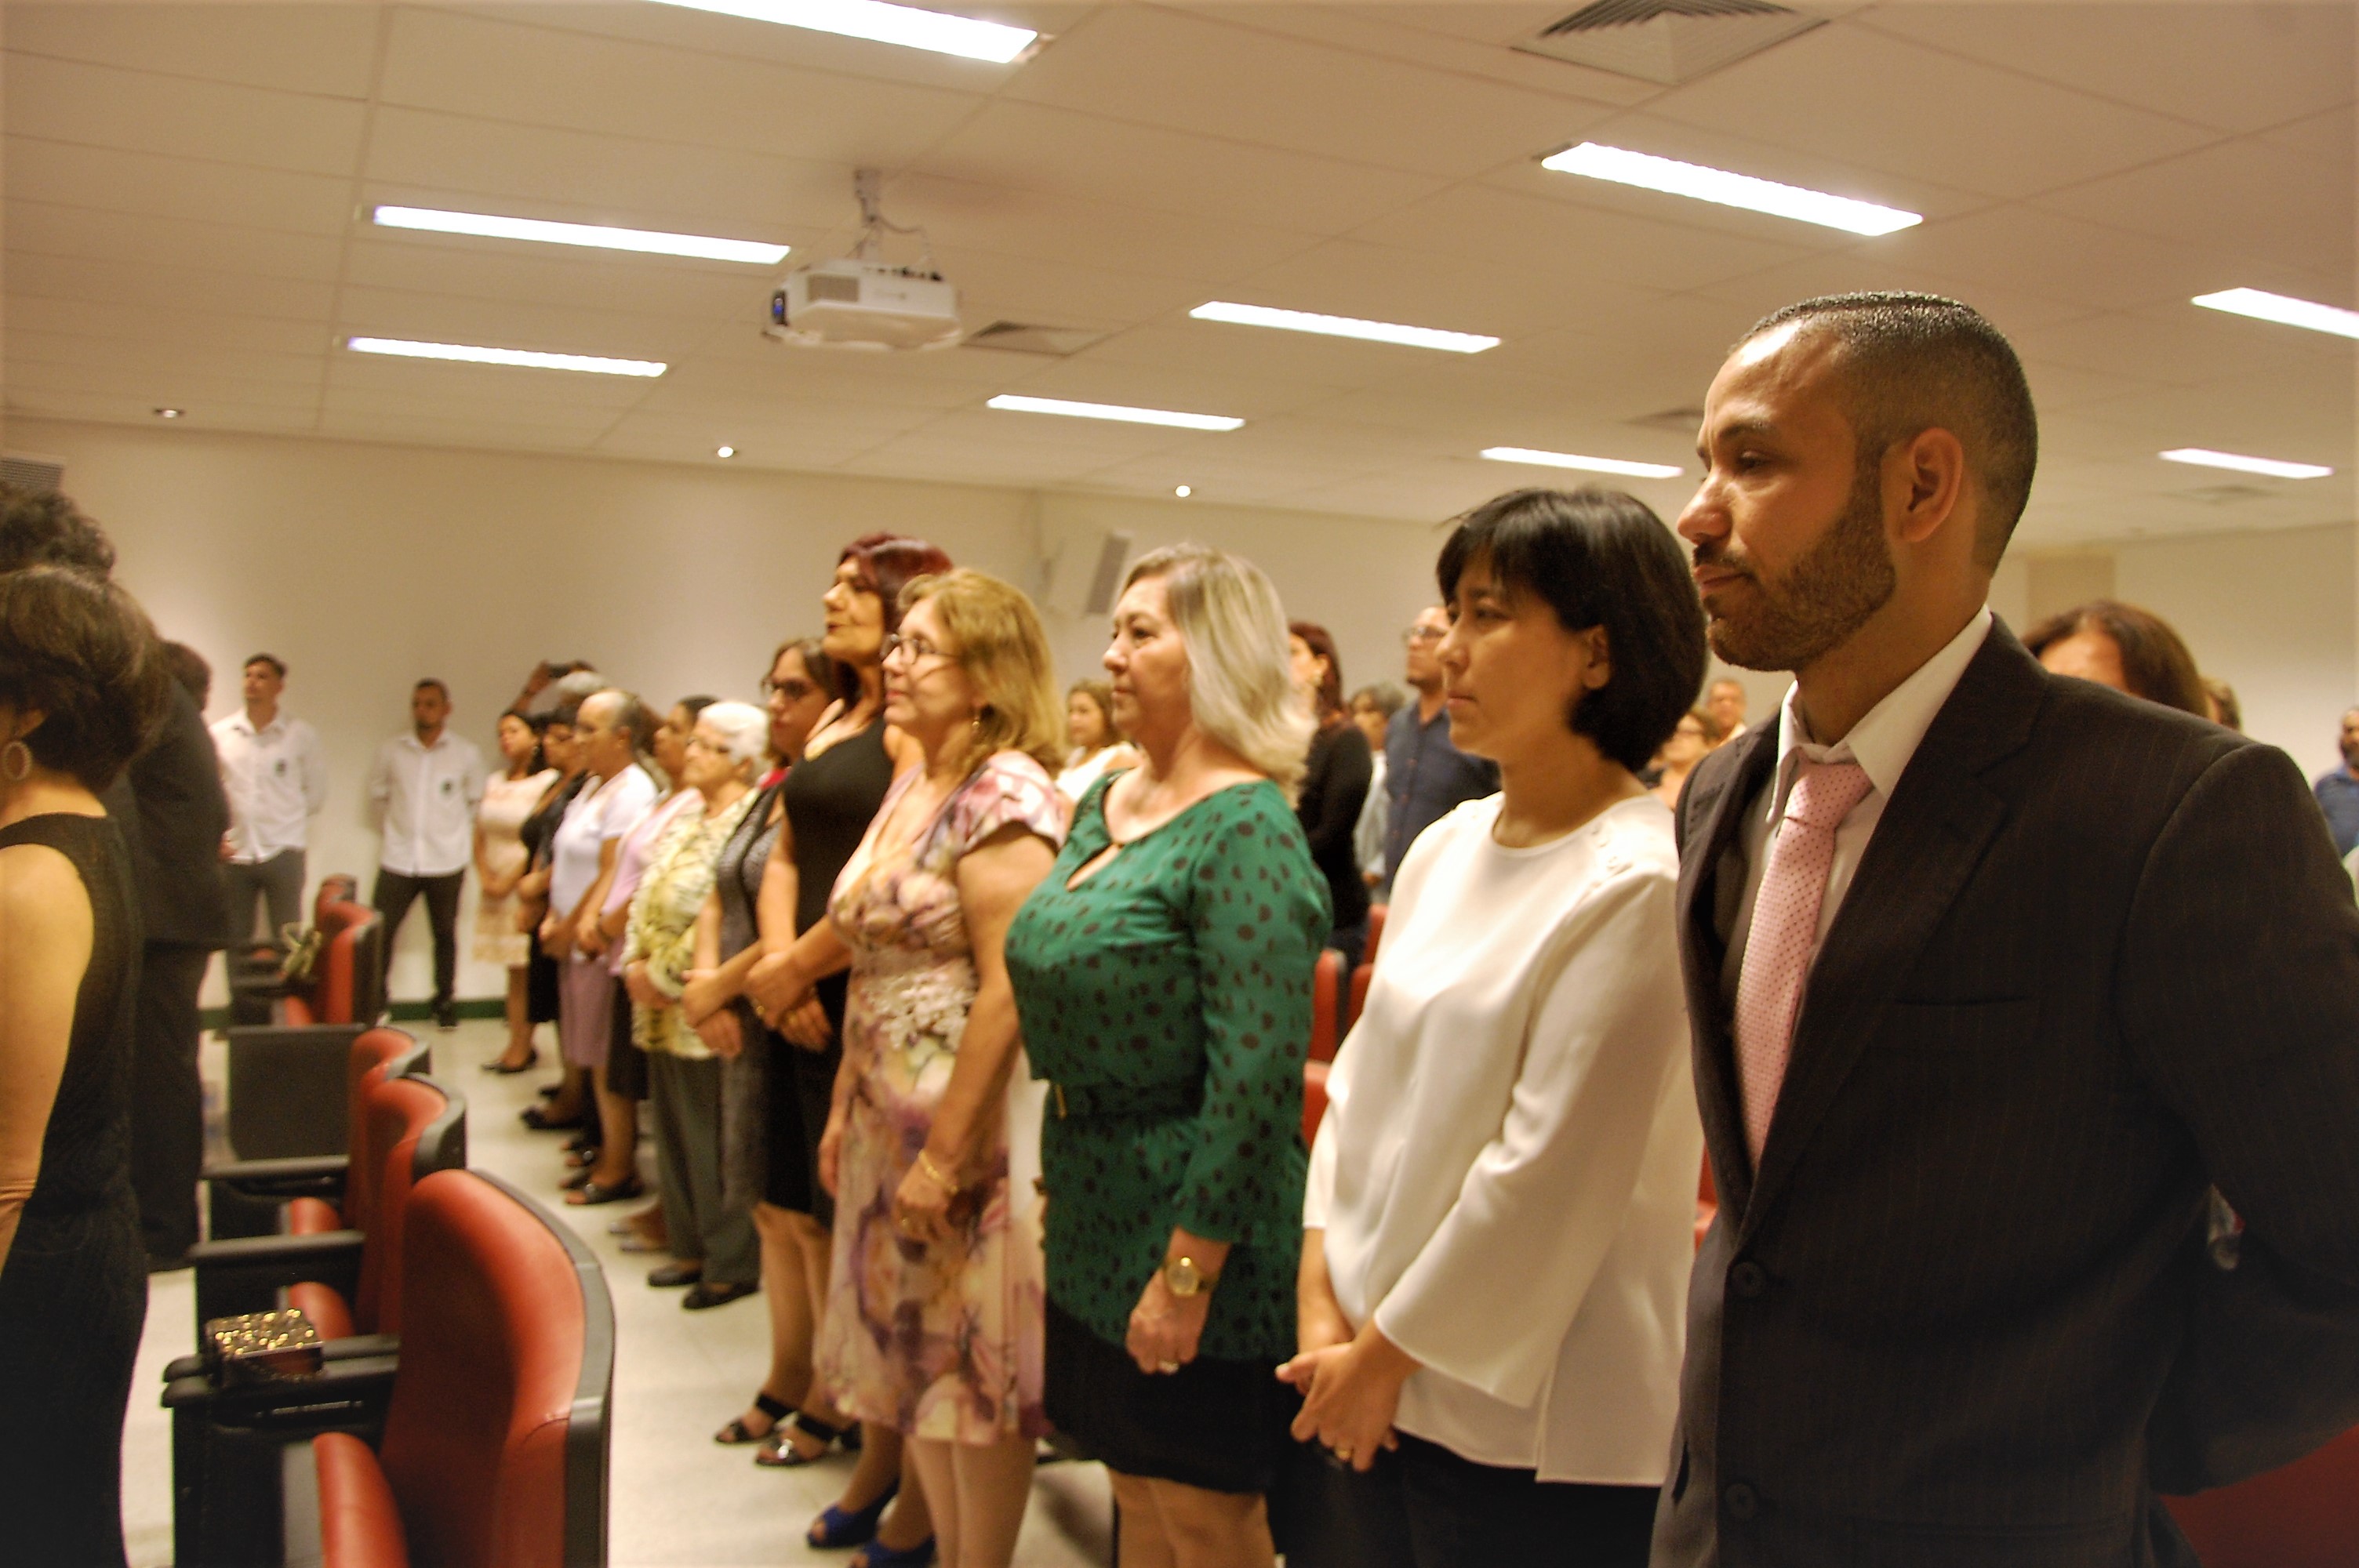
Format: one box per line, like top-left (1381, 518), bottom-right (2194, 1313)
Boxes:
top-left (1739, 625), bottom-right (2048, 1231)
top-left (1679, 727), bottom-right (1780, 1217)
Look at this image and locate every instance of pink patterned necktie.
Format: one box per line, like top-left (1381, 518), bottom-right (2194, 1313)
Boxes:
top-left (1734, 758), bottom-right (1875, 1164)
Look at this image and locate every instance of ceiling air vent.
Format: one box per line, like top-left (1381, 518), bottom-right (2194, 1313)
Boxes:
top-left (1518, 0), bottom-right (1824, 85)
top-left (0, 453), bottom-right (66, 495)
top-left (961, 321), bottom-right (1110, 358)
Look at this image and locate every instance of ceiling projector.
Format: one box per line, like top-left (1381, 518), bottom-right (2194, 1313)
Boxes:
top-left (765, 257), bottom-right (961, 352)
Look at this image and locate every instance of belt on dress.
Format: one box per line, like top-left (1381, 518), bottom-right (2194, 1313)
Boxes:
top-left (1046, 1079), bottom-right (1200, 1120)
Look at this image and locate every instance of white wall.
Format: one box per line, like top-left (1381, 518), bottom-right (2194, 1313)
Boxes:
top-left (11, 416), bottom-right (1450, 1004)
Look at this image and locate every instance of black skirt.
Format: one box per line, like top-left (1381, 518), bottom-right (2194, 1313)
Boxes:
top-left (1044, 1295), bottom-right (1298, 1495)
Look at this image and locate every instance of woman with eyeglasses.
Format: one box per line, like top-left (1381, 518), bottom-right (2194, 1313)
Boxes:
top-left (751, 571), bottom-right (1069, 1568)
top-left (692, 534), bottom-right (947, 1566)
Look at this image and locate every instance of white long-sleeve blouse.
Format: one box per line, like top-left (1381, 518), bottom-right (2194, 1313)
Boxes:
top-left (1305, 791), bottom-right (1702, 1484)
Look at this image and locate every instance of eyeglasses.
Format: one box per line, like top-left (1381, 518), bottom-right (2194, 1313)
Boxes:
top-left (1401, 626), bottom-right (1446, 645)
top-left (761, 677), bottom-right (817, 702)
top-left (881, 633), bottom-right (954, 666)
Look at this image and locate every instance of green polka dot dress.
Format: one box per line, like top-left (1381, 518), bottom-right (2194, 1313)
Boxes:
top-left (1006, 773), bottom-right (1330, 1366)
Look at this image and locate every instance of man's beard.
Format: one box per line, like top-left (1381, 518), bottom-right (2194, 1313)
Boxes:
top-left (1699, 462), bottom-right (1896, 673)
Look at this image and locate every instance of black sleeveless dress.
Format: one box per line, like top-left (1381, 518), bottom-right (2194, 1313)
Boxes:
top-left (0, 813), bottom-right (146, 1567)
top-left (772, 714), bottom-right (894, 1223)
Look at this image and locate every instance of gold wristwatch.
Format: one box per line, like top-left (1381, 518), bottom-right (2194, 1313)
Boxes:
top-left (1161, 1255), bottom-right (1218, 1298)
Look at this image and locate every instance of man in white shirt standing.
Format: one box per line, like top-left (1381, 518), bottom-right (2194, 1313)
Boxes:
top-left (369, 678), bottom-right (484, 1031)
top-left (213, 652), bottom-right (329, 938)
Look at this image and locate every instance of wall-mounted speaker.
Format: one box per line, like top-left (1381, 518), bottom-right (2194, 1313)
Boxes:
top-left (1081, 531), bottom-right (1132, 617)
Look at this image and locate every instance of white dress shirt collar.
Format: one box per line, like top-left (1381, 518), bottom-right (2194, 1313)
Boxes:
top-left (1767, 607), bottom-right (1994, 813)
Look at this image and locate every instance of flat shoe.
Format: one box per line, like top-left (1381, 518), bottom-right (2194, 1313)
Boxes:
top-left (484, 1049), bottom-right (539, 1075)
top-left (618, 1234), bottom-right (666, 1254)
top-left (682, 1279), bottom-right (758, 1310)
top-left (520, 1104), bottom-right (583, 1132)
top-left (565, 1174), bottom-right (644, 1207)
top-left (646, 1261), bottom-right (703, 1287)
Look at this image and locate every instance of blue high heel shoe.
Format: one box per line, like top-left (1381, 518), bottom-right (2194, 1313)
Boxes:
top-left (852, 1537), bottom-right (936, 1568)
top-left (808, 1480), bottom-right (897, 1550)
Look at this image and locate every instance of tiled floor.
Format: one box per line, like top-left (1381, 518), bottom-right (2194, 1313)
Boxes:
top-left (126, 1018), bottom-right (1114, 1568)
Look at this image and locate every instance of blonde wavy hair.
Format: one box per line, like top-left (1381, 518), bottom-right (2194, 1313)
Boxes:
top-left (897, 569), bottom-right (1067, 775)
top-left (1122, 543), bottom-right (1311, 796)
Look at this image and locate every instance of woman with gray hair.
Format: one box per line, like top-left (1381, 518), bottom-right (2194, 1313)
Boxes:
top-left (623, 700), bottom-right (769, 1306)
top-left (1005, 544), bottom-right (1331, 1565)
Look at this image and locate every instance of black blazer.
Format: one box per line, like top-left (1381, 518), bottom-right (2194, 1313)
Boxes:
top-left (1652, 623), bottom-right (2359, 1568)
top-left (100, 683), bottom-right (231, 949)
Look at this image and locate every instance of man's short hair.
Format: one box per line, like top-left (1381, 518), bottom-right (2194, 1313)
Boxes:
top-left (414, 677), bottom-right (449, 699)
top-left (0, 484), bottom-right (114, 576)
top-left (245, 653), bottom-right (288, 679)
top-left (1743, 292), bottom-right (2038, 570)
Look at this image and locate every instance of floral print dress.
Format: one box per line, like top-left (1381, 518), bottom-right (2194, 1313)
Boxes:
top-left (816, 752), bottom-right (1069, 1443)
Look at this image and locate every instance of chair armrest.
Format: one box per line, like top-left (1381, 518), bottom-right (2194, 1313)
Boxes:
top-left (191, 1230), bottom-right (365, 1327)
top-left (165, 1352), bottom-right (400, 1441)
top-left (203, 1156), bottom-right (350, 1202)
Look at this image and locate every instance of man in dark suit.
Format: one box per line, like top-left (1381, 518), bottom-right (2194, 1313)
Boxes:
top-left (1652, 292), bottom-right (2359, 1567)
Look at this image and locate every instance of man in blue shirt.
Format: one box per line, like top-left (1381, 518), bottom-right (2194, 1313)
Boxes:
top-left (1380, 604), bottom-right (1499, 893)
top-left (2314, 706), bottom-right (2359, 855)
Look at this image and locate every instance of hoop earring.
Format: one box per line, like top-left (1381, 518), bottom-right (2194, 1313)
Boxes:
top-left (0, 739), bottom-right (29, 783)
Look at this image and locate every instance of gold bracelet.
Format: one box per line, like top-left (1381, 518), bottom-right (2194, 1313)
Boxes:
top-left (914, 1149), bottom-right (959, 1193)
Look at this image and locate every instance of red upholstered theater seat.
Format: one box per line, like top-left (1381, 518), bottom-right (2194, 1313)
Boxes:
top-left (1309, 950), bottom-right (1342, 1065)
top-left (2165, 1425), bottom-right (2359, 1568)
top-left (304, 1169), bottom-right (612, 1568)
top-left (1303, 1059), bottom-right (1331, 1145)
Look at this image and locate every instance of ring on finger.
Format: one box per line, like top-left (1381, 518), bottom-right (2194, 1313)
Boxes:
top-left (1157, 1359), bottom-right (1180, 1374)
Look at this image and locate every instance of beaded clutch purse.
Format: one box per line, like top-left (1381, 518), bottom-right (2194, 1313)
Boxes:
top-left (202, 1308), bottom-right (325, 1386)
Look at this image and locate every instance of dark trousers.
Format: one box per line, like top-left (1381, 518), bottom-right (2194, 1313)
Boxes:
top-left (1284, 1432), bottom-right (1658, 1568)
top-left (224, 849), bottom-right (304, 940)
top-left (130, 942), bottom-right (212, 1262)
top-left (373, 868), bottom-right (463, 1008)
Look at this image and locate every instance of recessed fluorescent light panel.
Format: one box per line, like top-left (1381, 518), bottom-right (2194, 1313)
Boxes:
top-left (1481, 445), bottom-right (1683, 480)
top-left (647, 0), bottom-right (1037, 62)
top-left (2160, 448), bottom-right (2333, 481)
top-left (1540, 143), bottom-right (1921, 237)
top-left (1189, 301), bottom-right (1499, 354)
top-left (2191, 288), bottom-right (2359, 341)
top-left (346, 336), bottom-right (667, 378)
top-left (987, 395), bottom-right (1243, 431)
top-left (373, 205), bottom-right (787, 265)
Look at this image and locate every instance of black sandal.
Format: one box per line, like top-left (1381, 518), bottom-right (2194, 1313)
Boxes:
top-left (754, 1412), bottom-right (861, 1468)
top-left (715, 1392), bottom-right (791, 1446)
top-left (565, 1174), bottom-right (644, 1206)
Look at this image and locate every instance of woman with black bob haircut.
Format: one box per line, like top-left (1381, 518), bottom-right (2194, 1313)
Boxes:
top-left (1284, 489), bottom-right (1707, 1568)
top-left (0, 564), bottom-right (169, 1566)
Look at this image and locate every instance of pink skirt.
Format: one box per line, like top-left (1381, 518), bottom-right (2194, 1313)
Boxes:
top-left (558, 956), bottom-right (612, 1070)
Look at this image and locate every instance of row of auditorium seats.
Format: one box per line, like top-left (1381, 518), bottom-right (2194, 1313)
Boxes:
top-left (165, 1028), bottom-right (614, 1567)
top-left (228, 874), bottom-right (389, 1032)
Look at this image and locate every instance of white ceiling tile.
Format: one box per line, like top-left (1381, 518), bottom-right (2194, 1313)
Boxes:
top-left (340, 234), bottom-right (765, 320)
top-left (376, 8), bottom-right (985, 162)
top-left (6, 249), bottom-right (339, 321)
top-left (2, 354), bottom-right (322, 410)
top-left (1641, 20), bottom-right (2218, 200)
top-left (2026, 138), bottom-right (2354, 291)
top-left (1212, 237), bottom-right (1651, 342)
top-left (1072, 319), bottom-right (1448, 393)
top-left (314, 410), bottom-right (610, 451)
top-left (5, 328), bottom-right (325, 390)
top-left (880, 172), bottom-right (1321, 285)
top-left (322, 347), bottom-right (663, 411)
top-left (1349, 181), bottom-right (1816, 294)
top-left (2255, 105), bottom-right (2357, 170)
top-left (360, 107), bottom-right (856, 237)
top-left (1859, 3), bottom-right (2356, 136)
top-left (331, 284), bottom-right (714, 362)
top-left (4, 2), bottom-right (383, 99)
top-left (1000, 5), bottom-right (1613, 179)
top-left (3, 387), bottom-right (318, 434)
top-left (6, 201), bottom-right (347, 282)
top-left (2, 53), bottom-right (369, 179)
top-left (925, 245), bottom-right (1206, 330)
top-left (317, 384), bottom-right (630, 431)
top-left (911, 100), bottom-right (1446, 235)
top-left (975, 357), bottom-right (1347, 421)
top-left (3, 296), bottom-right (334, 358)
top-left (1, 136), bottom-right (357, 234)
